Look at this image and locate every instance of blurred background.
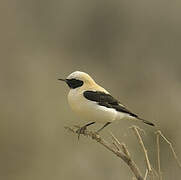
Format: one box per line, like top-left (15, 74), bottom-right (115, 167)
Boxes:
top-left (1, 0), bottom-right (181, 179)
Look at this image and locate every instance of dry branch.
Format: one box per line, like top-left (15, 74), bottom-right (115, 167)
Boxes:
top-left (155, 130), bottom-right (181, 180)
top-left (65, 126), bottom-right (144, 180)
top-left (144, 169), bottom-right (148, 180)
top-left (156, 130), bottom-right (181, 169)
top-left (156, 132), bottom-right (162, 180)
top-left (131, 126), bottom-right (152, 173)
top-left (65, 126), bottom-right (181, 180)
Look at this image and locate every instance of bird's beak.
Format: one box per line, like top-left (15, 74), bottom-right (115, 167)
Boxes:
top-left (58, 78), bottom-right (67, 82)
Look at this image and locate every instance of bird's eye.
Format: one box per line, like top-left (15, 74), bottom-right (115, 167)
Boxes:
top-left (66, 78), bottom-right (84, 89)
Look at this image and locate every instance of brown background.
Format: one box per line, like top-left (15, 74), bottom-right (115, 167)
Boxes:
top-left (1, 0), bottom-right (181, 179)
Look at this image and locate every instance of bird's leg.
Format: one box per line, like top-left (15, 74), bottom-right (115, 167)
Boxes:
top-left (76, 122), bottom-right (95, 139)
top-left (97, 122), bottom-right (111, 133)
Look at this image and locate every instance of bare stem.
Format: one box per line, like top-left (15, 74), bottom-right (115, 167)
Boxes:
top-left (156, 132), bottom-right (162, 180)
top-left (143, 169), bottom-right (148, 180)
top-left (132, 126), bottom-right (152, 173)
top-left (156, 130), bottom-right (181, 169)
top-left (65, 126), bottom-right (144, 180)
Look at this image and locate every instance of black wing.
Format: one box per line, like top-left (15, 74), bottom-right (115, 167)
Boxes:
top-left (83, 90), bottom-right (138, 118)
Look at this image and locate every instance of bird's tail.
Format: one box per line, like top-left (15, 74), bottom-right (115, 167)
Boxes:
top-left (137, 117), bottom-right (155, 126)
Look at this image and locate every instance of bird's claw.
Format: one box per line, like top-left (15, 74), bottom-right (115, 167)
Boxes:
top-left (76, 126), bottom-right (87, 140)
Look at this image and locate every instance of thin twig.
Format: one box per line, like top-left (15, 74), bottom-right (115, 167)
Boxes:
top-left (109, 131), bottom-right (122, 147)
top-left (65, 126), bottom-right (144, 180)
top-left (131, 126), bottom-right (152, 173)
top-left (112, 141), bottom-right (120, 151)
top-left (143, 169), bottom-right (148, 180)
top-left (156, 130), bottom-right (181, 169)
top-left (151, 166), bottom-right (159, 178)
top-left (109, 132), bottom-right (130, 157)
top-left (121, 143), bottom-right (131, 158)
top-left (156, 131), bottom-right (162, 180)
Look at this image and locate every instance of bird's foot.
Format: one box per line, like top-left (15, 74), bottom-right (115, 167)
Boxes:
top-left (76, 125), bottom-right (87, 140)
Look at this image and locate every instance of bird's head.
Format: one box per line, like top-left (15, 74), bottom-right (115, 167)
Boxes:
top-left (58, 71), bottom-right (95, 89)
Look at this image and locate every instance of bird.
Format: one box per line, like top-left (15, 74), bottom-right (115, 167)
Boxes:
top-left (58, 71), bottom-right (155, 137)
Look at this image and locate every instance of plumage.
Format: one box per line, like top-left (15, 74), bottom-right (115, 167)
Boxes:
top-left (83, 90), bottom-right (138, 118)
top-left (59, 71), bottom-right (155, 134)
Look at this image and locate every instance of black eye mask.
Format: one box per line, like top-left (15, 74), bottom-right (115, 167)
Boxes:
top-left (66, 78), bottom-right (84, 89)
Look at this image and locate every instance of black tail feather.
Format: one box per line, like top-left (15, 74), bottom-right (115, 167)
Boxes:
top-left (138, 117), bottom-right (155, 126)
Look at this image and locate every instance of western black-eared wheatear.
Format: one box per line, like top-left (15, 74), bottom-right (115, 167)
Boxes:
top-left (59, 71), bottom-right (154, 137)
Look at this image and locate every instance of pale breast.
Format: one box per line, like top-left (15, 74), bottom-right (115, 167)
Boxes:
top-left (68, 88), bottom-right (83, 114)
top-left (68, 89), bottom-right (118, 123)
